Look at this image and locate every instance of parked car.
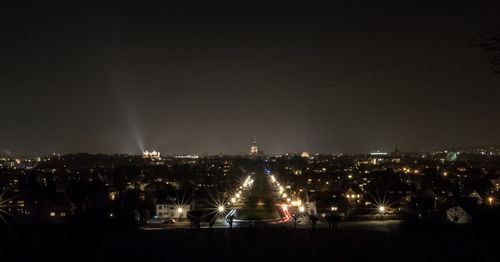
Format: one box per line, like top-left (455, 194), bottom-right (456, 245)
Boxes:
top-left (146, 218), bottom-right (165, 224)
top-left (163, 218), bottom-right (176, 224)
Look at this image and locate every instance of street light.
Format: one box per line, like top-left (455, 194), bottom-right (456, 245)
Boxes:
top-left (298, 206), bottom-right (305, 213)
top-left (218, 205), bottom-right (225, 213)
top-left (377, 205), bottom-right (387, 220)
top-left (177, 207), bottom-right (184, 221)
top-left (230, 197), bottom-right (236, 204)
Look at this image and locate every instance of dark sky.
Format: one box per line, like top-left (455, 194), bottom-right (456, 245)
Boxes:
top-left (1, 0), bottom-right (500, 156)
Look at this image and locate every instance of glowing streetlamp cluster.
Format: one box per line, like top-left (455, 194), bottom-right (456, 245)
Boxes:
top-left (212, 176), bottom-right (254, 216)
top-left (269, 174), bottom-right (306, 216)
top-left (242, 176), bottom-right (254, 189)
top-left (231, 176), bottom-right (253, 206)
top-left (270, 175), bottom-right (287, 198)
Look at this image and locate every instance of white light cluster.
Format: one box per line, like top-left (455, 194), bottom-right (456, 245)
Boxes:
top-left (270, 174), bottom-right (300, 205)
top-left (173, 154), bottom-right (199, 159)
top-left (242, 176), bottom-right (254, 188)
top-left (143, 150), bottom-right (161, 160)
top-left (227, 176), bottom-right (253, 209)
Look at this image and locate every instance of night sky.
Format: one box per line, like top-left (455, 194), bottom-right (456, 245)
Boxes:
top-left (1, 1), bottom-right (500, 156)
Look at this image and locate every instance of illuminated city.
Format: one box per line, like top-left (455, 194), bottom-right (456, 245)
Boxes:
top-left (1, 1), bottom-right (500, 262)
top-left (2, 140), bottom-right (500, 260)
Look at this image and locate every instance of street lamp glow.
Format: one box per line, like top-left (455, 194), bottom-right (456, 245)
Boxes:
top-left (378, 206), bottom-right (386, 213)
top-left (298, 206), bottom-right (305, 212)
top-left (218, 206), bottom-right (225, 213)
top-left (235, 193), bottom-right (241, 198)
top-left (177, 207), bottom-right (183, 213)
top-left (231, 197), bottom-right (236, 203)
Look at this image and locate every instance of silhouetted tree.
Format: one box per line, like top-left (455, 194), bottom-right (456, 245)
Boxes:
top-left (479, 26), bottom-right (500, 73)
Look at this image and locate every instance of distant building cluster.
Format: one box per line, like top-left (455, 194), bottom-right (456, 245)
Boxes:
top-left (143, 150), bottom-right (161, 160)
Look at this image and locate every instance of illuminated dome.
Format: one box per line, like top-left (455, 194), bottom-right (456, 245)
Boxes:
top-left (250, 137), bottom-right (259, 155)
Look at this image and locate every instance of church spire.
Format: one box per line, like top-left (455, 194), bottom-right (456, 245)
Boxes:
top-left (250, 136), bottom-right (259, 155)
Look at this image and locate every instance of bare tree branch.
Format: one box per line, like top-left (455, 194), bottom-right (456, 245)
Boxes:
top-left (479, 25), bottom-right (500, 73)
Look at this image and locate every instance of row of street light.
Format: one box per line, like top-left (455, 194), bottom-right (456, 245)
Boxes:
top-left (216, 175), bottom-right (254, 216)
top-left (269, 174), bottom-right (307, 218)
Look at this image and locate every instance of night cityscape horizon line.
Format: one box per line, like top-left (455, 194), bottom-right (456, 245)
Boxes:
top-left (2, 143), bottom-right (500, 158)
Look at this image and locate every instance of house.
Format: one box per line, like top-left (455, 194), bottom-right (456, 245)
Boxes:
top-left (344, 187), bottom-right (362, 203)
top-left (156, 204), bottom-right (190, 219)
top-left (468, 190), bottom-right (483, 205)
top-left (29, 193), bottom-right (76, 223)
top-left (310, 191), bottom-right (352, 218)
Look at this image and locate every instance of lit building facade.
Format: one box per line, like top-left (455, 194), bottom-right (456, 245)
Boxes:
top-left (143, 150), bottom-right (161, 160)
top-left (156, 204), bottom-right (190, 219)
top-left (250, 137), bottom-right (259, 156)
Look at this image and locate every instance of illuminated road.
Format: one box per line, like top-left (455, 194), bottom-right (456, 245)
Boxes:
top-left (235, 172), bottom-right (281, 221)
top-left (141, 171), bottom-right (402, 231)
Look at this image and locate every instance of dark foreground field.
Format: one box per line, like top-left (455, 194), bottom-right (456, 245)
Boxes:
top-left (0, 224), bottom-right (497, 262)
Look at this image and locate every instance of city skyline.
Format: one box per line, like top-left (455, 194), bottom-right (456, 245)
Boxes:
top-left (2, 136), bottom-right (500, 157)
